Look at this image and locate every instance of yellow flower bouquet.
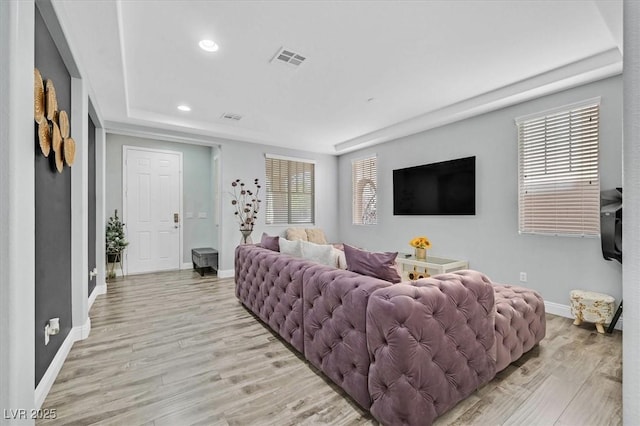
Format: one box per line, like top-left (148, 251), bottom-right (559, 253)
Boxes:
top-left (409, 236), bottom-right (431, 260)
top-left (409, 236), bottom-right (432, 249)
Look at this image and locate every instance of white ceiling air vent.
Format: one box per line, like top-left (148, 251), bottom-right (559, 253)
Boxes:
top-left (271, 47), bottom-right (307, 68)
top-left (221, 112), bottom-right (242, 121)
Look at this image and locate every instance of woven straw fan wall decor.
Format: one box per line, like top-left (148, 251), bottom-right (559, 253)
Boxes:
top-left (34, 68), bottom-right (76, 173)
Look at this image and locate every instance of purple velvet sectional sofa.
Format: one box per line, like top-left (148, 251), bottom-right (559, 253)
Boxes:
top-left (234, 244), bottom-right (545, 425)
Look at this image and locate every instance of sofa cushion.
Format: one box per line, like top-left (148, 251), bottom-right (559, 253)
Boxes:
top-left (279, 237), bottom-right (303, 257)
top-left (260, 232), bottom-right (280, 252)
top-left (300, 240), bottom-right (334, 266)
top-left (344, 244), bottom-right (401, 283)
top-left (286, 227), bottom-right (308, 241)
top-left (306, 228), bottom-right (328, 244)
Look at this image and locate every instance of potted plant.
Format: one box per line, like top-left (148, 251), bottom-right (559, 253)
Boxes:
top-left (106, 209), bottom-right (128, 279)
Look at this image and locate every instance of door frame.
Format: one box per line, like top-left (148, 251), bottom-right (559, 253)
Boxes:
top-left (122, 145), bottom-right (184, 275)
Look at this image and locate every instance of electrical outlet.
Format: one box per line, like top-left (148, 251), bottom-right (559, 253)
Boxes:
top-left (519, 272), bottom-right (527, 282)
top-left (44, 318), bottom-right (59, 345)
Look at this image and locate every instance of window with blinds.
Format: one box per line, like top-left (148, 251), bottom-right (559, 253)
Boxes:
top-left (265, 155), bottom-right (315, 225)
top-left (516, 100), bottom-right (600, 236)
top-left (352, 156), bottom-right (377, 225)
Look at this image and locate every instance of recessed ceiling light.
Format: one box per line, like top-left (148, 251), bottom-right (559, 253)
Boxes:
top-left (199, 39), bottom-right (219, 52)
top-left (177, 105), bottom-right (191, 112)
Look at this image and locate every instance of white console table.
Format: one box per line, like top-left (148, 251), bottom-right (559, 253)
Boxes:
top-left (396, 253), bottom-right (469, 280)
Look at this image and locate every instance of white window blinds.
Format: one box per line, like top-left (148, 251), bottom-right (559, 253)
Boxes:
top-left (265, 155), bottom-right (315, 225)
top-left (517, 100), bottom-right (600, 236)
top-left (352, 156), bottom-right (377, 224)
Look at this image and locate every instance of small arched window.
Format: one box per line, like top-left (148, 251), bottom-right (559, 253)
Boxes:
top-left (352, 156), bottom-right (377, 225)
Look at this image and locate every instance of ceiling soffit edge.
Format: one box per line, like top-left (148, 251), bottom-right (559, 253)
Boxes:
top-left (334, 48), bottom-right (623, 155)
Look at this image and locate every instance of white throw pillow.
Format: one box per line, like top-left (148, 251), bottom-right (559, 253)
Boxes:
top-left (332, 247), bottom-right (347, 269)
top-left (279, 237), bottom-right (302, 258)
top-left (300, 240), bottom-right (334, 266)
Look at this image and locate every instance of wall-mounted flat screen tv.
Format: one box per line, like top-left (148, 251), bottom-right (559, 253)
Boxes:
top-left (393, 156), bottom-right (476, 215)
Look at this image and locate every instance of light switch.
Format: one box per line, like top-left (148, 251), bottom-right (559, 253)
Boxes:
top-left (186, 212), bottom-right (194, 219)
top-left (198, 212), bottom-right (207, 219)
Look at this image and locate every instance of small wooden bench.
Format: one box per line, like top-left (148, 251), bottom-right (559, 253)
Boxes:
top-left (192, 247), bottom-right (218, 277)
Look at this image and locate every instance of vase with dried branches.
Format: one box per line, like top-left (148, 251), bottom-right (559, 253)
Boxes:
top-left (231, 178), bottom-right (261, 244)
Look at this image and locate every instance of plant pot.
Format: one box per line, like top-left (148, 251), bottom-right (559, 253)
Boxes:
top-left (107, 252), bottom-right (121, 263)
top-left (240, 229), bottom-right (253, 245)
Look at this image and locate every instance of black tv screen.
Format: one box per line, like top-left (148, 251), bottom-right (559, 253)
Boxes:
top-left (393, 156), bottom-right (476, 215)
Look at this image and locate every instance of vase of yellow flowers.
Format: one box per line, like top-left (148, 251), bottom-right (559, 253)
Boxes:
top-left (409, 236), bottom-right (431, 260)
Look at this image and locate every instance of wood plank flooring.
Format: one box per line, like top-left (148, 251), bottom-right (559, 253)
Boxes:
top-left (39, 270), bottom-right (622, 425)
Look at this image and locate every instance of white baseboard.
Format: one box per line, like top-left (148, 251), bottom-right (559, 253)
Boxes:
top-left (545, 301), bottom-right (622, 330)
top-left (96, 282), bottom-right (107, 295)
top-left (218, 268), bottom-right (234, 278)
top-left (80, 317), bottom-right (91, 340)
top-left (34, 316), bottom-right (90, 409)
top-left (185, 262), bottom-right (229, 278)
top-left (88, 282), bottom-right (106, 310)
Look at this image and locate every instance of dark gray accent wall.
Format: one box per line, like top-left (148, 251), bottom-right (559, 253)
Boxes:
top-left (34, 6), bottom-right (72, 387)
top-left (88, 117), bottom-right (96, 296)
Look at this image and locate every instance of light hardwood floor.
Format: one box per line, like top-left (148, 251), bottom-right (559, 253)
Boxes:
top-left (39, 270), bottom-right (622, 425)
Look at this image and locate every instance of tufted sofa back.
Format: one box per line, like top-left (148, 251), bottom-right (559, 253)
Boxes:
top-left (235, 245), bottom-right (312, 353)
top-left (302, 264), bottom-right (392, 409)
top-left (366, 270), bottom-right (497, 426)
top-left (234, 245), bottom-right (544, 426)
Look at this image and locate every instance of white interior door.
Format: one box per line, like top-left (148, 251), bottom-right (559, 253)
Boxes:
top-left (124, 146), bottom-right (182, 274)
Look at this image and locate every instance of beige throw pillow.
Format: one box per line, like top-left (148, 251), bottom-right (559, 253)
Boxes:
top-left (286, 227), bottom-right (308, 241)
top-left (305, 228), bottom-right (327, 244)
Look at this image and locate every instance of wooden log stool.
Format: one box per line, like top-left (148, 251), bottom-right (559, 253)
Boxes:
top-left (570, 290), bottom-right (615, 334)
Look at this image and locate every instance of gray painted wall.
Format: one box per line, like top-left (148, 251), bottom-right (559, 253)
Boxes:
top-left (106, 133), bottom-right (216, 265)
top-left (338, 76), bottom-right (623, 307)
top-left (623, 1), bottom-right (640, 421)
top-left (88, 116), bottom-right (96, 296)
top-left (1, 0), bottom-right (36, 418)
top-left (105, 132), bottom-right (339, 274)
top-left (34, 6), bottom-right (73, 387)
top-left (216, 138), bottom-right (339, 271)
